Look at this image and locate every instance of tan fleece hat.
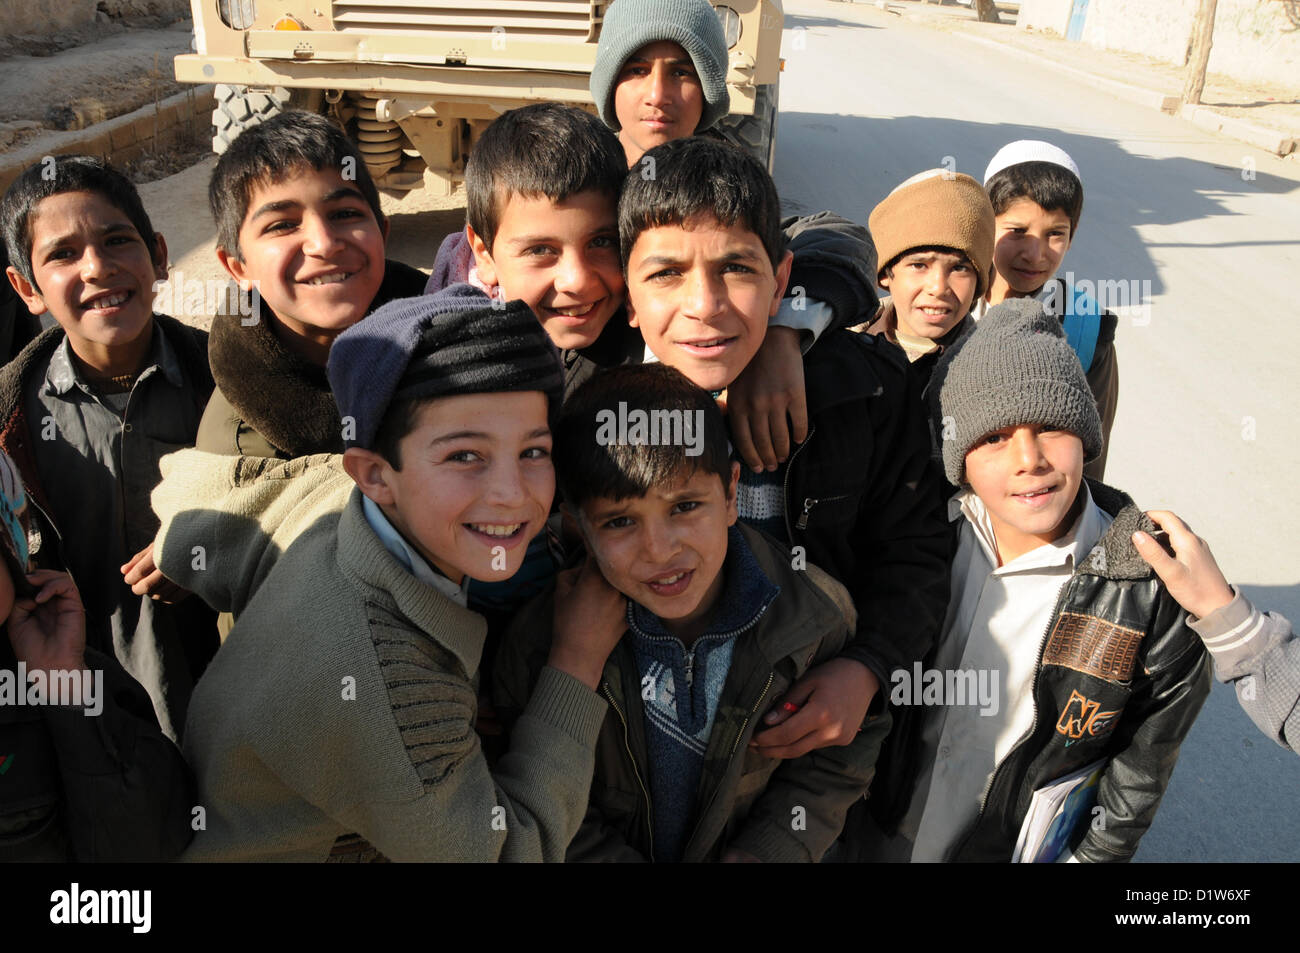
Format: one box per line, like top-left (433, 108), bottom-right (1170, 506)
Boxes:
top-left (869, 170), bottom-right (996, 299)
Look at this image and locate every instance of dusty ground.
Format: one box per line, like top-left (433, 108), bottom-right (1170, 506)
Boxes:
top-left (0, 18), bottom-right (193, 161)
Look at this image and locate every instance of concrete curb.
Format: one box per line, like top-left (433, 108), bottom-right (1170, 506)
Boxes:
top-left (945, 31), bottom-right (1296, 157)
top-left (0, 84), bottom-right (215, 193)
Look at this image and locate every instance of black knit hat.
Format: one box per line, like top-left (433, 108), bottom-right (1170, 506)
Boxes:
top-left (930, 297), bottom-right (1102, 485)
top-left (327, 284), bottom-right (564, 451)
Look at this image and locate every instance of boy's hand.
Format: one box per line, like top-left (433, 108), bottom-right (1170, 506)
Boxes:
top-left (548, 556), bottom-right (628, 691)
top-left (750, 657), bottom-right (878, 759)
top-left (121, 543), bottom-right (191, 603)
top-left (7, 570), bottom-right (88, 677)
top-left (722, 327), bottom-right (808, 473)
top-left (720, 847), bottom-right (762, 863)
top-left (1134, 511), bottom-right (1234, 620)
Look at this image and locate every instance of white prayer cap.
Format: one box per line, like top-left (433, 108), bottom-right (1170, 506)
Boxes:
top-left (983, 140), bottom-right (1081, 186)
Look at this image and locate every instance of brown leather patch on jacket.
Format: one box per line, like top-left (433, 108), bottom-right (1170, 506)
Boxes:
top-left (1042, 611), bottom-right (1144, 681)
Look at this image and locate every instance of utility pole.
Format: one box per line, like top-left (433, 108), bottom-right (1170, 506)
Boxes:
top-left (1182, 0), bottom-right (1219, 105)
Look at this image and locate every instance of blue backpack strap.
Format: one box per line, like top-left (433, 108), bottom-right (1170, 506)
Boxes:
top-left (1061, 284), bottom-right (1102, 373)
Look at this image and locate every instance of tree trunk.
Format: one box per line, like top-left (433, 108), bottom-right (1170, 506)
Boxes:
top-left (974, 0), bottom-right (1001, 23)
top-left (1182, 0), bottom-right (1219, 105)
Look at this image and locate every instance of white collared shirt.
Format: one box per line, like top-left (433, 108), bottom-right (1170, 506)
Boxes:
top-left (361, 495), bottom-right (469, 608)
top-left (902, 481), bottom-right (1113, 861)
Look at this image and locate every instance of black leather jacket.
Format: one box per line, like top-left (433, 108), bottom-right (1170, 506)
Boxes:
top-left (867, 480), bottom-right (1212, 862)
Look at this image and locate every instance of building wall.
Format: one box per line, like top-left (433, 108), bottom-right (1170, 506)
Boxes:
top-left (1017, 0), bottom-right (1075, 36)
top-left (1020, 0), bottom-right (1300, 91)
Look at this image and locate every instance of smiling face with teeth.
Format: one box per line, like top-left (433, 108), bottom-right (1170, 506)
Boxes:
top-left (342, 390), bottom-right (555, 584)
top-left (467, 190), bottom-right (624, 352)
top-left (626, 215), bottom-right (793, 394)
top-left (576, 462), bottom-right (740, 645)
top-left (218, 165), bottom-right (388, 365)
top-left (880, 249), bottom-right (979, 343)
top-left (9, 190), bottom-right (168, 371)
top-left (964, 423), bottom-right (1086, 566)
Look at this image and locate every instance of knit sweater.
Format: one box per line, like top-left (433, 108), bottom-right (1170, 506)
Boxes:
top-left (177, 485), bottom-right (607, 862)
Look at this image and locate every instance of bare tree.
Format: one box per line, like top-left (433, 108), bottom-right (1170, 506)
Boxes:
top-left (1182, 0), bottom-right (1219, 105)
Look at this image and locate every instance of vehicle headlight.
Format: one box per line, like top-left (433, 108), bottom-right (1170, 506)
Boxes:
top-left (713, 5), bottom-right (742, 49)
top-left (219, 0), bottom-right (257, 30)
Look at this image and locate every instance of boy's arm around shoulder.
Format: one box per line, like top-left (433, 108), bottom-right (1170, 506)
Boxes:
top-left (493, 585), bottom-right (647, 862)
top-left (151, 449), bottom-right (352, 616)
top-left (728, 566), bottom-right (890, 862)
top-left (780, 212), bottom-right (879, 334)
top-left (355, 665), bottom-right (607, 862)
top-left (1074, 589), bottom-right (1212, 862)
top-left (1189, 589), bottom-right (1299, 752)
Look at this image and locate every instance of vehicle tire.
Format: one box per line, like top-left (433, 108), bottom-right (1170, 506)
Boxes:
top-left (211, 85), bottom-right (321, 155)
top-left (714, 82), bottom-right (779, 173)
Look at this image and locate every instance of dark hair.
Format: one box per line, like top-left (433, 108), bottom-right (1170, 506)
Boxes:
top-left (618, 136), bottom-right (785, 269)
top-left (2, 155), bottom-right (159, 289)
top-left (985, 160), bottom-right (1084, 236)
top-left (465, 103), bottom-right (626, 252)
top-left (371, 395), bottom-right (424, 470)
top-left (882, 244), bottom-right (973, 278)
top-left (555, 363), bottom-right (731, 510)
top-left (209, 110), bottom-right (385, 259)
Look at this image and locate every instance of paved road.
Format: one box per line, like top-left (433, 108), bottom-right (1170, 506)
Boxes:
top-left (773, 0), bottom-right (1300, 862)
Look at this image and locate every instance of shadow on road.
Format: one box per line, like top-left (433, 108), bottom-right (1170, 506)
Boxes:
top-left (774, 111), bottom-right (1300, 301)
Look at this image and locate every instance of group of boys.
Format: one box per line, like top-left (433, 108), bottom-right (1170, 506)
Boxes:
top-left (2, 0), bottom-right (1292, 864)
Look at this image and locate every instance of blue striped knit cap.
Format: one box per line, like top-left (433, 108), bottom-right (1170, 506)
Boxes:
top-left (327, 284), bottom-right (564, 451)
top-left (930, 297), bottom-right (1102, 485)
top-left (590, 0), bottom-right (731, 133)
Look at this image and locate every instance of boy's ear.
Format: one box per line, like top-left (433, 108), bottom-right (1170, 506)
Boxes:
top-left (724, 460), bottom-right (740, 526)
top-left (465, 223), bottom-right (498, 288)
top-left (769, 249), bottom-right (794, 318)
top-left (150, 232), bottom-right (170, 283)
top-left (341, 447), bottom-right (397, 505)
top-left (6, 266), bottom-right (46, 316)
top-left (216, 247), bottom-right (252, 290)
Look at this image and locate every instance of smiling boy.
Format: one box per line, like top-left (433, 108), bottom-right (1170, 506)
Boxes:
top-left (980, 140), bottom-right (1119, 480)
top-left (495, 363), bottom-right (888, 862)
top-left (428, 102), bottom-right (881, 473)
top-left (172, 286), bottom-right (626, 861)
top-left (858, 297), bottom-right (1209, 863)
top-left (619, 137), bottom-right (950, 764)
top-left (199, 110), bottom-right (427, 459)
top-left (856, 170), bottom-right (995, 384)
top-left (1, 155), bottom-right (216, 741)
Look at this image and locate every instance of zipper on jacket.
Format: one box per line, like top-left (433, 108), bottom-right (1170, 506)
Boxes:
top-left (795, 493), bottom-right (851, 531)
top-left (602, 680), bottom-right (655, 862)
top-left (952, 577), bottom-right (1075, 861)
top-left (782, 425), bottom-right (816, 541)
top-left (684, 671), bottom-right (775, 856)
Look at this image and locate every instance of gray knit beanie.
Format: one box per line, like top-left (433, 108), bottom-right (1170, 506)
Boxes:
top-left (590, 0), bottom-right (730, 133)
top-left (930, 297), bottom-right (1102, 485)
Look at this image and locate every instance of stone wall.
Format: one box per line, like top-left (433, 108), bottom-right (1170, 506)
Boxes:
top-left (1018, 0), bottom-right (1300, 91)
